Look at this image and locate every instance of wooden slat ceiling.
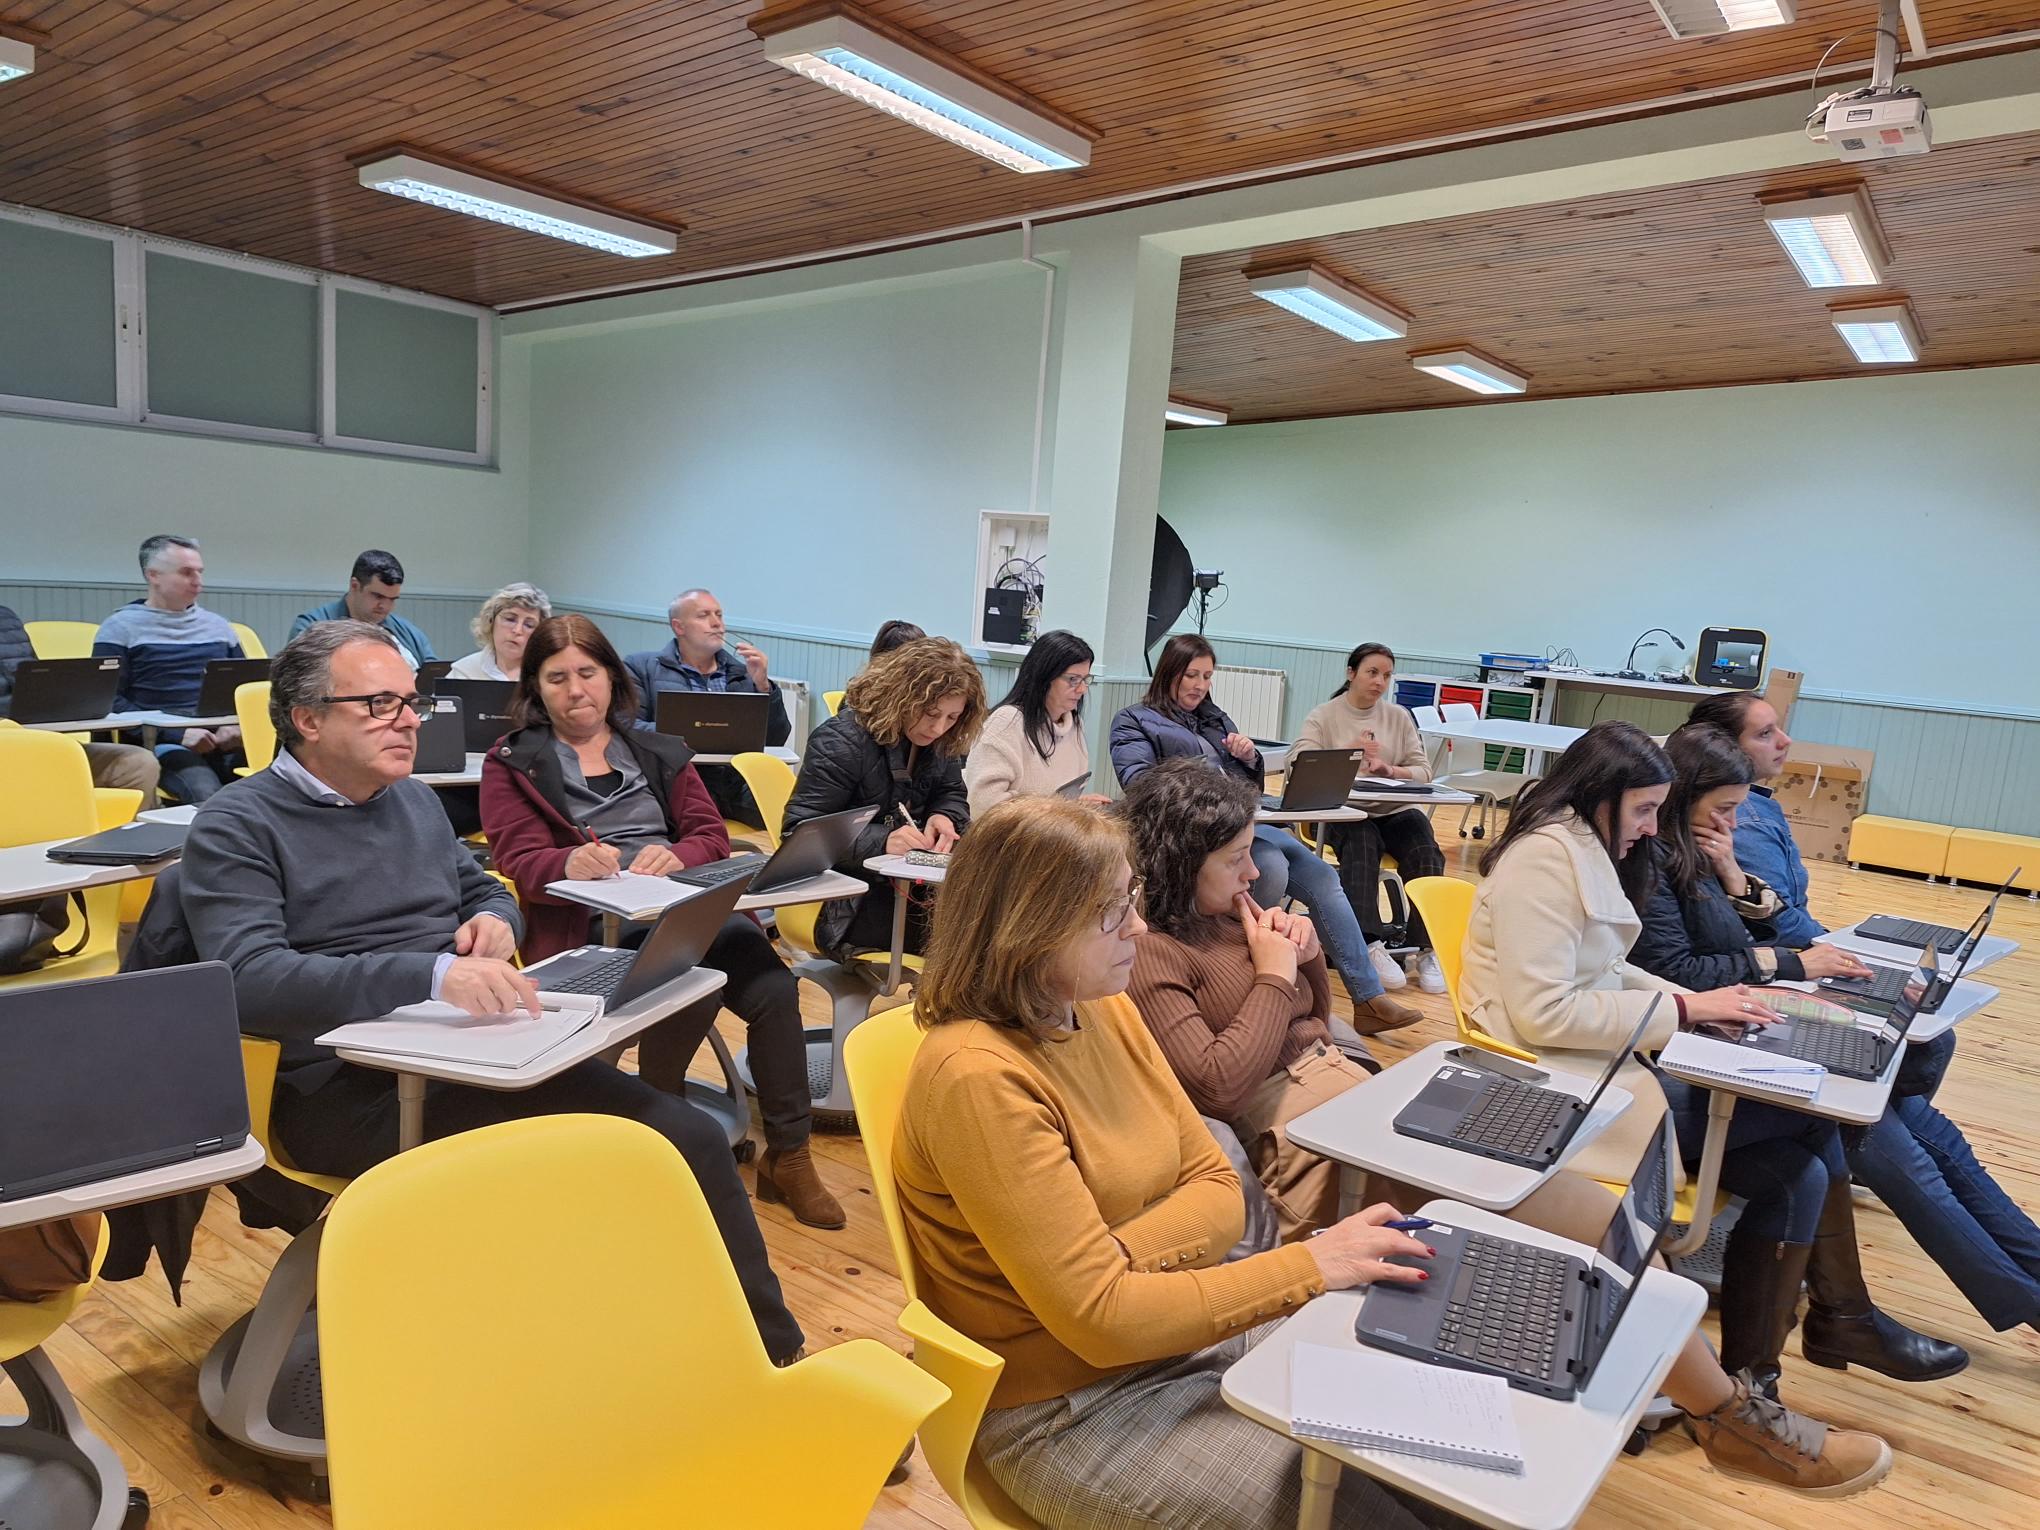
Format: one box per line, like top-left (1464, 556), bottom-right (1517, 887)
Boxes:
top-left (0, 1), bottom-right (2035, 309)
top-left (1168, 129), bottom-right (2040, 419)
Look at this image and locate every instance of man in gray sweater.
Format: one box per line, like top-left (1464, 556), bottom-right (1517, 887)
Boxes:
top-left (181, 620), bottom-right (801, 1360)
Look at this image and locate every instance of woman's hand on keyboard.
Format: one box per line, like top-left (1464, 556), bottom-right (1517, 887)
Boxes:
top-left (1306, 1203), bottom-right (1435, 1290)
top-left (1683, 985), bottom-right (1783, 1027)
top-left (1799, 943), bottom-right (1875, 980)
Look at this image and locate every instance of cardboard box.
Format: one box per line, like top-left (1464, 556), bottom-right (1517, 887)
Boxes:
top-left (1763, 668), bottom-right (1804, 730)
top-left (1766, 742), bottom-right (1873, 864)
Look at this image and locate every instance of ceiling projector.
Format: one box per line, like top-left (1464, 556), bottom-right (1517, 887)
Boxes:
top-left (1812, 87), bottom-right (1932, 161)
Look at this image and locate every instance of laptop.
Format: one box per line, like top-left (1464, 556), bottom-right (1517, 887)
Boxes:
top-left (45, 821), bottom-right (187, 866)
top-left (438, 678), bottom-right (517, 754)
top-left (1259, 748), bottom-right (1364, 812)
top-left (655, 690), bottom-right (771, 754)
top-left (670, 805), bottom-right (879, 894)
top-left (534, 873), bottom-right (754, 1009)
top-left (1357, 1108), bottom-right (1676, 1399)
top-left (411, 694), bottom-right (469, 774)
top-left (1729, 961), bottom-right (1921, 1080)
top-left (7, 656), bottom-right (124, 725)
top-left (1393, 1001), bottom-right (1658, 1169)
top-left (1855, 869), bottom-right (2020, 954)
top-left (196, 657), bottom-right (274, 716)
top-left (1823, 903), bottom-right (1990, 1012)
top-left (416, 659), bottom-right (453, 689)
top-left (0, 963), bottom-right (250, 1201)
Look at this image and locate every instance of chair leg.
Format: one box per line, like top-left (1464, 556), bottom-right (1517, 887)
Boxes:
top-left (683, 1025), bottom-right (754, 1159)
top-left (197, 1217), bottom-right (328, 1469)
top-left (1, 1344), bottom-right (137, 1530)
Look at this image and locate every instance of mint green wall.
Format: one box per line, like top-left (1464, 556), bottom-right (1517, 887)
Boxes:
top-left (1159, 366), bottom-right (2040, 715)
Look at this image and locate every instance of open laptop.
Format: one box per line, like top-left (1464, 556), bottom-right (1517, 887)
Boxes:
top-left (1357, 1108), bottom-right (1675, 1400)
top-left (1728, 962), bottom-right (1921, 1080)
top-left (533, 872), bottom-right (754, 1009)
top-left (416, 659), bottom-right (453, 689)
top-left (1823, 903), bottom-right (1989, 1012)
top-left (1855, 869), bottom-right (2020, 954)
top-left (0, 963), bottom-right (250, 1201)
top-left (655, 690), bottom-right (772, 754)
top-left (196, 657), bottom-right (274, 716)
top-left (670, 805), bottom-right (878, 893)
top-left (1393, 1001), bottom-right (1658, 1169)
top-left (7, 656), bottom-right (124, 724)
top-left (1259, 748), bottom-right (1364, 812)
top-left (437, 678), bottom-right (517, 753)
top-left (412, 694), bottom-right (468, 774)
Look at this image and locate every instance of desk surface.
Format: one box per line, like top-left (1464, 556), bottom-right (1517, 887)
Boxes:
top-left (1529, 672), bottom-right (1715, 704)
top-left (1258, 804), bottom-right (1370, 826)
top-left (1771, 969), bottom-right (1998, 1044)
top-left (864, 853), bottom-right (948, 885)
top-left (1422, 718), bottom-right (1585, 753)
top-left (1286, 1042), bottom-right (1633, 1211)
top-left (138, 804), bottom-right (200, 825)
top-left (0, 839), bottom-right (169, 900)
top-left (1349, 786), bottom-right (1478, 808)
top-left (24, 710), bottom-right (236, 733)
top-left (1824, 921), bottom-right (2017, 978)
top-left (1660, 1020), bottom-right (1904, 1126)
top-left (1, 1137), bottom-right (266, 1232)
top-left (690, 745), bottom-right (800, 766)
top-left (1221, 1202), bottom-right (1706, 1530)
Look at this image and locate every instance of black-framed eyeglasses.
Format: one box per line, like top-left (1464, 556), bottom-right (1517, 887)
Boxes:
top-left (318, 691), bottom-right (433, 721)
top-left (1057, 671), bottom-right (1093, 690)
top-left (1100, 879), bottom-right (1144, 935)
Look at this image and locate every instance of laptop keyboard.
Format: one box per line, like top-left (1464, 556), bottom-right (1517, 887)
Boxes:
top-left (1861, 916), bottom-right (1960, 952)
top-left (1774, 1023), bottom-right (1882, 1078)
top-left (670, 853), bottom-right (768, 889)
top-left (1433, 1233), bottom-right (1573, 1381)
top-left (1450, 1078), bottom-right (1573, 1156)
top-left (1836, 964), bottom-right (1912, 1003)
top-left (544, 950), bottom-right (637, 1001)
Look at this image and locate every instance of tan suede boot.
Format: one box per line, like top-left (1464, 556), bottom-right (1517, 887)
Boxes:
top-left (1687, 1372), bottom-right (1891, 1498)
top-left (1350, 993), bottom-right (1423, 1034)
top-left (757, 1143), bottom-right (847, 1229)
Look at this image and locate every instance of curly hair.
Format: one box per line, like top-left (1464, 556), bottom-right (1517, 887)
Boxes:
top-left (842, 637), bottom-right (987, 757)
top-left (469, 582), bottom-right (552, 647)
top-left (1115, 757), bottom-right (1260, 940)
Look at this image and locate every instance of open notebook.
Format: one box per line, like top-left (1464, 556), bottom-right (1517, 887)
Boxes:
top-left (543, 872), bottom-right (708, 921)
top-left (1659, 1031), bottom-right (1823, 1101)
top-left (318, 992), bottom-right (604, 1070)
top-left (1290, 1342), bottom-right (1524, 1474)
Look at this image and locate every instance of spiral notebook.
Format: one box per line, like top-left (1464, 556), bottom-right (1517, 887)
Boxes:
top-left (1289, 1342), bottom-right (1524, 1474)
top-left (1659, 1031), bottom-right (1824, 1101)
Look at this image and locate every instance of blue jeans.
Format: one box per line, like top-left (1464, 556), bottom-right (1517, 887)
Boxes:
top-left (1663, 1078), bottom-right (1844, 1245)
top-left (1845, 1034), bottom-right (2040, 1329)
top-left (155, 745), bottom-right (233, 804)
top-left (1250, 827), bottom-right (1383, 1003)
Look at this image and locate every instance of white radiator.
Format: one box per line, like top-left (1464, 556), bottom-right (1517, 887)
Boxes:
top-left (777, 678), bottom-right (812, 750)
top-left (1210, 665), bottom-right (1287, 739)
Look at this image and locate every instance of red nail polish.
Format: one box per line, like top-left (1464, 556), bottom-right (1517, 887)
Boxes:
top-left (1418, 1271), bottom-right (1430, 1280)
top-left (1425, 1245), bottom-right (1436, 1256)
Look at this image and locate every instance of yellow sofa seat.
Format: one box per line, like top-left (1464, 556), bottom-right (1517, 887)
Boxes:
top-left (1846, 815), bottom-right (1953, 879)
top-left (1943, 829), bottom-right (2040, 893)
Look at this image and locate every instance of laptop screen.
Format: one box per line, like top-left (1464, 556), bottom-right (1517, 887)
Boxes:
top-left (1582, 1114), bottom-right (1677, 1367)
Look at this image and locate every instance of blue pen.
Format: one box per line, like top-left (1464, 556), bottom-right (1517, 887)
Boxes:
top-left (1386, 1217), bottom-right (1434, 1232)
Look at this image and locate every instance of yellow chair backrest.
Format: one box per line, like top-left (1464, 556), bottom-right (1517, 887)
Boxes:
top-left (318, 1115), bottom-right (943, 1530)
top-left (229, 622), bottom-right (267, 659)
top-left (0, 1220), bottom-right (109, 1363)
top-left (234, 682), bottom-right (276, 773)
top-left (1403, 875), bottom-right (1538, 1064)
top-left (0, 729), bottom-right (123, 986)
top-left (23, 620), bottom-right (97, 659)
top-left (239, 1037), bottom-right (350, 1198)
top-left (844, 1008), bottom-right (1041, 1530)
top-left (823, 689), bottom-right (845, 718)
top-left (731, 751), bottom-right (797, 848)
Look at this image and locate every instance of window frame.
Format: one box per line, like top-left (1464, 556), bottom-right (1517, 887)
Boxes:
top-left (321, 274), bottom-right (494, 465)
top-left (0, 204), bottom-right (138, 425)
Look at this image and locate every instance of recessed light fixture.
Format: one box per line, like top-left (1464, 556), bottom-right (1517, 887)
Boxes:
top-left (1829, 300), bottom-right (1922, 363)
top-left (355, 150), bottom-right (679, 257)
top-left (1165, 400), bottom-right (1229, 427)
top-left (0, 35), bottom-right (34, 83)
top-left (1761, 188), bottom-right (1891, 288)
top-left (1410, 348), bottom-right (1529, 396)
top-left (753, 3), bottom-right (1093, 173)
top-left (1245, 265), bottom-right (1408, 343)
top-left (1648, 0), bottom-right (1795, 39)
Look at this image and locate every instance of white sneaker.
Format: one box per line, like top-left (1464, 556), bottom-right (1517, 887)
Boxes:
top-left (1409, 951), bottom-right (1446, 995)
top-left (1368, 941), bottom-right (1408, 991)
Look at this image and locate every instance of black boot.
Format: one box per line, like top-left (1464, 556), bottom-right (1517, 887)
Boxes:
top-left (1715, 1232), bottom-right (1812, 1382)
top-left (1803, 1175), bottom-right (1969, 1382)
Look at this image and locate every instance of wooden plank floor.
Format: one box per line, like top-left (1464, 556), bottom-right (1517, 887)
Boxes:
top-left (12, 835), bottom-right (2039, 1527)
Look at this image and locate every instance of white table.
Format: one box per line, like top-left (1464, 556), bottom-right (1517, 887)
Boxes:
top-left (1823, 920), bottom-right (2017, 978)
top-left (1257, 805), bottom-right (1370, 827)
top-left (690, 744), bottom-right (800, 767)
top-left (863, 853), bottom-right (947, 996)
top-left (0, 839), bottom-right (171, 902)
top-left (1768, 971), bottom-right (1998, 1044)
top-left (1348, 785), bottom-right (1478, 810)
top-left (1420, 718), bottom-right (1585, 755)
top-left (0, 1138), bottom-right (266, 1234)
top-left (23, 710), bottom-right (236, 735)
top-left (1524, 671), bottom-right (1718, 724)
top-left (549, 866), bottom-right (868, 944)
top-left (1285, 1042), bottom-right (1633, 1215)
top-left (413, 750), bottom-right (486, 787)
top-left (138, 803), bottom-right (200, 826)
top-left (1221, 1204), bottom-right (1707, 1530)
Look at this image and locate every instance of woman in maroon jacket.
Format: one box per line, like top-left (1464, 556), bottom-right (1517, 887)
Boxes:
top-left (480, 614), bottom-right (842, 1228)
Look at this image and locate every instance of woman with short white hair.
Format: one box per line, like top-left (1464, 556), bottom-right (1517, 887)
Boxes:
top-left (448, 583), bottom-right (551, 681)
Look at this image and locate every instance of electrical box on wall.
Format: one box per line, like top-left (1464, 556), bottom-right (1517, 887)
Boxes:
top-left (974, 510), bottom-right (1049, 654)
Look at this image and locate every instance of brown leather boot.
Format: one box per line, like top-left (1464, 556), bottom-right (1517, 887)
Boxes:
top-left (757, 1143), bottom-right (846, 1229)
top-left (1349, 993), bottom-right (1423, 1034)
top-left (1687, 1371), bottom-right (1891, 1498)
top-left (1714, 1235), bottom-right (1811, 1380)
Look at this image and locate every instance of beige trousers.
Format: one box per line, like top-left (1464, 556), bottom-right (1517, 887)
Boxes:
top-left (1234, 1046), bottom-right (1376, 1242)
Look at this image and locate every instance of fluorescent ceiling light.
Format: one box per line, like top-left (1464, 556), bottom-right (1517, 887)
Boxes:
top-left (1165, 400), bottom-right (1229, 426)
top-left (0, 36), bottom-right (34, 82)
top-left (1830, 301), bottom-right (1922, 364)
top-left (1648, 0), bottom-right (1796, 38)
top-left (1761, 188), bottom-right (1890, 288)
top-left (1245, 265), bottom-right (1408, 343)
top-left (755, 4), bottom-right (1092, 173)
top-left (355, 152), bottom-right (678, 257)
top-left (1410, 348), bottom-right (1529, 396)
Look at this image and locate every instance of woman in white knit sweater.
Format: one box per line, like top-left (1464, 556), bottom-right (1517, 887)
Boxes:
top-left (966, 630), bottom-right (1110, 816)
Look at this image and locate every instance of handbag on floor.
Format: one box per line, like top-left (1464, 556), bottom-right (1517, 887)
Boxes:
top-left (0, 1214), bottom-right (102, 1302)
top-left (0, 891), bottom-right (88, 976)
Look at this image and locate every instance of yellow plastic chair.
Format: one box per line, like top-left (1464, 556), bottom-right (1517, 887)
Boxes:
top-left (0, 729), bottom-right (126, 988)
top-left (823, 689), bottom-right (845, 718)
top-left (1402, 875), bottom-right (1536, 1063)
top-left (319, 1115), bottom-right (944, 1530)
top-left (845, 1008), bottom-right (1042, 1529)
top-left (230, 621), bottom-right (267, 659)
top-left (233, 680), bottom-right (276, 774)
top-left (23, 620), bottom-right (97, 659)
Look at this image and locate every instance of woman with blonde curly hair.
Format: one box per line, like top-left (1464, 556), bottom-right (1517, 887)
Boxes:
top-left (448, 582), bottom-right (552, 681)
top-left (783, 636), bottom-right (986, 960)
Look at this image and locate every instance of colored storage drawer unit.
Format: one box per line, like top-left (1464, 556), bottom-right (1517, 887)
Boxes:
top-left (1846, 815), bottom-right (1953, 878)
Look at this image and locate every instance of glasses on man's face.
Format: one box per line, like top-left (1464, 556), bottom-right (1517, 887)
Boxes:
top-left (318, 691), bottom-right (433, 722)
top-left (1099, 879), bottom-right (1144, 935)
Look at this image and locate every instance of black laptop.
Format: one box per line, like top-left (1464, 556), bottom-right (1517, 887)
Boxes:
top-left (654, 691), bottom-right (771, 754)
top-left (1731, 957), bottom-right (1921, 1080)
top-left (0, 963), bottom-right (250, 1201)
top-left (535, 873), bottom-right (754, 1009)
top-left (1393, 1002), bottom-right (1657, 1169)
top-left (1855, 869), bottom-right (2020, 954)
top-left (416, 659), bottom-right (453, 688)
top-left (7, 655), bottom-right (124, 725)
top-left (670, 805), bottom-right (879, 894)
top-left (196, 657), bottom-right (275, 716)
top-left (412, 694), bottom-right (468, 774)
top-left (1259, 748), bottom-right (1364, 812)
top-left (1824, 901), bottom-right (1990, 1012)
top-left (45, 821), bottom-right (188, 866)
top-left (437, 678), bottom-right (517, 753)
top-left (1356, 1108), bottom-right (1675, 1400)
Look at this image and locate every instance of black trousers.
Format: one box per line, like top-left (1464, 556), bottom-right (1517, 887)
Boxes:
top-left (273, 1058), bottom-right (805, 1363)
top-left (1325, 808), bottom-right (1446, 947)
top-left (831, 878), bottom-right (934, 964)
